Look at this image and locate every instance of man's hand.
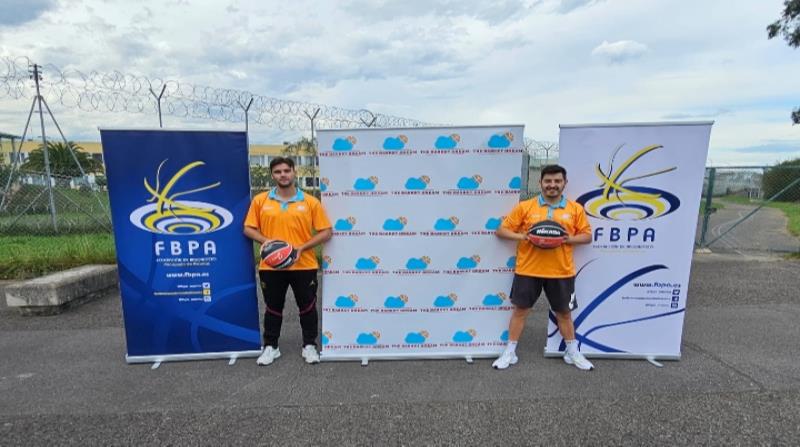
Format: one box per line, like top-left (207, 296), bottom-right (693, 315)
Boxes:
top-left (293, 247), bottom-right (304, 265)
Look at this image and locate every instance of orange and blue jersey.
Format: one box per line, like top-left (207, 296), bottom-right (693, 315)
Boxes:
top-left (501, 194), bottom-right (591, 278)
top-left (244, 188), bottom-right (332, 270)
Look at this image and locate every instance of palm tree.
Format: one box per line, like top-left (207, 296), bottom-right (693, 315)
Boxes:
top-left (21, 141), bottom-right (103, 177)
top-left (282, 137), bottom-right (318, 188)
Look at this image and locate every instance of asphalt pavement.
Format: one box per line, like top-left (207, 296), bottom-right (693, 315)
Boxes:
top-left (1, 252), bottom-right (799, 446)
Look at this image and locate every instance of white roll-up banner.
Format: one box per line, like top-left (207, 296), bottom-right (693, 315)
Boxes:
top-left (551, 121), bottom-right (713, 359)
top-left (317, 125), bottom-right (524, 361)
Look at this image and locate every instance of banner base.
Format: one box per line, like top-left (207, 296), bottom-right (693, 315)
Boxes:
top-left (126, 349), bottom-right (262, 365)
top-left (543, 350), bottom-right (681, 361)
top-left (321, 351), bottom-right (502, 363)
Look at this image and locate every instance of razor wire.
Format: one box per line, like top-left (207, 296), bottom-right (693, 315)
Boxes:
top-left (0, 55), bottom-right (434, 131)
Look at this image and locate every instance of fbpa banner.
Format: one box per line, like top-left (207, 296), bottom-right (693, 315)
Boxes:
top-left (100, 129), bottom-right (261, 363)
top-left (318, 126), bottom-right (523, 361)
top-left (550, 122), bottom-right (713, 359)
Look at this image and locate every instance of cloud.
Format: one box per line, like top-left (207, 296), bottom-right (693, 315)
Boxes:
top-left (452, 330), bottom-right (475, 343)
top-left (353, 178), bottom-right (376, 190)
top-left (404, 332), bottom-right (426, 344)
top-left (382, 136), bottom-right (405, 150)
top-left (591, 40), bottom-right (648, 64)
top-left (457, 177), bottom-right (480, 190)
top-left (0, 0), bottom-right (56, 27)
top-left (406, 258), bottom-right (428, 270)
top-left (506, 256), bottom-right (516, 268)
top-left (508, 176), bottom-right (522, 189)
top-left (434, 218), bottom-right (457, 231)
top-left (335, 296), bottom-right (356, 308)
top-left (554, 0), bottom-right (605, 14)
top-left (383, 218), bottom-right (405, 231)
top-left (384, 296), bottom-right (406, 308)
top-left (434, 135), bottom-right (458, 149)
top-left (501, 330), bottom-right (509, 341)
top-left (356, 333), bottom-right (378, 345)
top-left (729, 143), bottom-right (800, 154)
top-left (433, 295), bottom-right (455, 307)
top-left (334, 219), bottom-right (355, 231)
top-left (485, 217), bottom-right (502, 230)
top-left (405, 177), bottom-right (428, 190)
top-left (456, 257), bottom-right (478, 269)
top-left (661, 108), bottom-right (731, 120)
top-left (355, 257), bottom-right (378, 270)
top-left (482, 294), bottom-right (504, 306)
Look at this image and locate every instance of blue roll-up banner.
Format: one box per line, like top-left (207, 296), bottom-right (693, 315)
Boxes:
top-left (100, 129), bottom-right (261, 364)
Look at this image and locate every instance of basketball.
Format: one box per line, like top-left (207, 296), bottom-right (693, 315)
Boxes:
top-left (261, 240), bottom-right (298, 269)
top-left (527, 220), bottom-right (567, 248)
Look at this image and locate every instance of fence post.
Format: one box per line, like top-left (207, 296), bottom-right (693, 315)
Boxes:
top-left (699, 167), bottom-right (716, 247)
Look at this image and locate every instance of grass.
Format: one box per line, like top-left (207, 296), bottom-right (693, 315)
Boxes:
top-left (0, 233), bottom-right (116, 280)
top-left (718, 195), bottom-right (800, 237)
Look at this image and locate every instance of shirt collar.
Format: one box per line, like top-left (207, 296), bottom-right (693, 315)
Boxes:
top-left (268, 187), bottom-right (304, 204)
top-left (538, 194), bottom-right (566, 209)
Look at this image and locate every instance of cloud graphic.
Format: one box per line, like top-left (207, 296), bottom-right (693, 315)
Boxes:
top-left (353, 178), bottom-right (377, 190)
top-left (335, 296), bottom-right (356, 308)
top-left (383, 218), bottom-right (406, 231)
top-left (322, 333), bottom-right (331, 345)
top-left (506, 256), bottom-right (516, 268)
top-left (485, 217), bottom-right (501, 230)
top-left (452, 331), bottom-right (475, 343)
top-left (501, 330), bottom-right (509, 342)
top-left (482, 294), bottom-right (504, 306)
top-left (434, 218), bottom-right (457, 231)
top-left (406, 258), bottom-right (428, 270)
top-left (384, 296), bottom-right (406, 308)
top-left (405, 177), bottom-right (428, 190)
top-left (404, 332), bottom-right (427, 344)
top-left (334, 219), bottom-right (355, 231)
top-left (456, 257), bottom-right (478, 269)
top-left (333, 138), bottom-right (354, 151)
top-left (383, 137), bottom-right (406, 150)
top-left (355, 257), bottom-right (378, 270)
top-left (508, 176), bottom-right (521, 189)
top-left (322, 259), bottom-right (330, 269)
top-left (320, 182), bottom-right (328, 192)
top-left (356, 333), bottom-right (378, 345)
top-left (457, 177), bottom-right (480, 190)
top-left (488, 134), bottom-right (511, 148)
top-left (434, 135), bottom-right (458, 149)
top-left (433, 295), bottom-right (455, 307)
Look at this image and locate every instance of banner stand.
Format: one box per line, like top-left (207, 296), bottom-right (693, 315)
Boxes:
top-left (128, 350), bottom-right (263, 368)
top-left (321, 352), bottom-right (501, 366)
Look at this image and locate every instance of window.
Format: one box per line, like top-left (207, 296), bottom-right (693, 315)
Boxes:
top-left (304, 177), bottom-right (315, 187)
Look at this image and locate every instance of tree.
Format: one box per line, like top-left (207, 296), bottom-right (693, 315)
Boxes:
top-left (762, 158), bottom-right (800, 202)
top-left (21, 141), bottom-right (103, 177)
top-left (282, 137), bottom-right (318, 188)
top-left (767, 0), bottom-right (800, 124)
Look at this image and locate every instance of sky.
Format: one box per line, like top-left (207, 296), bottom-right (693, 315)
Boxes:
top-left (1, 0), bottom-right (799, 165)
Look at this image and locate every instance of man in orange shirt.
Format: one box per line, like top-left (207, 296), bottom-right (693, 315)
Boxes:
top-left (493, 164), bottom-right (595, 371)
top-left (244, 157), bottom-right (332, 366)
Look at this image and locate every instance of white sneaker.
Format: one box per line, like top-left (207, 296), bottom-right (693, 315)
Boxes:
top-left (492, 351), bottom-right (518, 370)
top-left (563, 349), bottom-right (594, 370)
top-left (256, 346), bottom-right (281, 366)
top-left (301, 345), bottom-right (320, 364)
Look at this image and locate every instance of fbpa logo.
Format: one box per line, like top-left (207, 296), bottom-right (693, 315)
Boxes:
top-left (129, 160), bottom-right (233, 235)
top-left (577, 144), bottom-right (680, 221)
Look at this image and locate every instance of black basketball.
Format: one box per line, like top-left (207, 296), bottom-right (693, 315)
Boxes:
top-left (260, 240), bottom-right (298, 269)
top-left (527, 220), bottom-right (567, 248)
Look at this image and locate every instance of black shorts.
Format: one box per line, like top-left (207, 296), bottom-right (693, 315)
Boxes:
top-left (509, 274), bottom-right (576, 313)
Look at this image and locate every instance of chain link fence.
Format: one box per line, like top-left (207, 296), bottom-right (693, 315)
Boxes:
top-left (697, 166), bottom-right (800, 253)
top-left (0, 167), bottom-right (110, 235)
